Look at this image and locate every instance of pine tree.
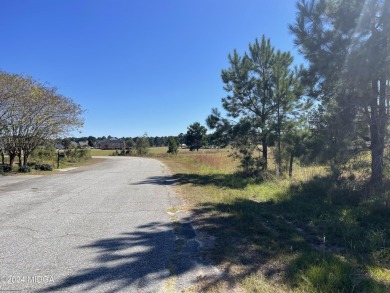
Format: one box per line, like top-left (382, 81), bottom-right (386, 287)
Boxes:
top-left (208, 35), bottom-right (308, 177)
top-left (167, 136), bottom-right (178, 154)
top-left (185, 122), bottom-right (207, 151)
top-left (290, 0), bottom-right (390, 185)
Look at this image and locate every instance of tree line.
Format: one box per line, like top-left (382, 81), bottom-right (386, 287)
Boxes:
top-left (61, 135), bottom-right (175, 148)
top-left (0, 72), bottom-right (84, 168)
top-left (64, 128), bottom-right (214, 151)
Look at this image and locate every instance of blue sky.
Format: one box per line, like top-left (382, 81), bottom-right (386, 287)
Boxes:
top-left (0, 0), bottom-right (301, 137)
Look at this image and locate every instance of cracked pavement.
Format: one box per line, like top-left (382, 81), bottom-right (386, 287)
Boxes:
top-left (0, 156), bottom-right (218, 292)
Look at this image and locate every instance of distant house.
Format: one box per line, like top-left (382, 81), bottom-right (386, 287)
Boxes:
top-left (98, 137), bottom-right (125, 150)
top-left (78, 140), bottom-right (89, 148)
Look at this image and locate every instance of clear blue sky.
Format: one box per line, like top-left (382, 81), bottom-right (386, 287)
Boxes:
top-left (0, 0), bottom-right (301, 137)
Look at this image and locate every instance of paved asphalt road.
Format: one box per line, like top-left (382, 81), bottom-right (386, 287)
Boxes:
top-left (0, 157), bottom-right (217, 292)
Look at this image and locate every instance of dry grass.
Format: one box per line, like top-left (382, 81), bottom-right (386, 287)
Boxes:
top-left (152, 148), bottom-right (390, 293)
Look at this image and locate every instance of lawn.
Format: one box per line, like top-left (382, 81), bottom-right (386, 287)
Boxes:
top-left (90, 149), bottom-right (116, 156)
top-left (154, 148), bottom-right (390, 292)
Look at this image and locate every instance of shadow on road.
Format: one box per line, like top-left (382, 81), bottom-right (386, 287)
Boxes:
top-left (128, 173), bottom-right (389, 292)
top-left (39, 221), bottom-right (202, 292)
top-left (132, 173), bottom-right (251, 189)
top-left (39, 173), bottom-right (389, 292)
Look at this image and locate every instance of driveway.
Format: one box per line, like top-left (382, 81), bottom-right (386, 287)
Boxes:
top-left (0, 157), bottom-right (217, 292)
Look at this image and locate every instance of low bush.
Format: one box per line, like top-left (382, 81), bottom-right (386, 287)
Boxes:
top-left (35, 163), bottom-right (53, 171)
top-left (1, 165), bottom-right (12, 173)
top-left (18, 166), bottom-right (31, 173)
top-left (64, 148), bottom-right (91, 162)
top-left (39, 164), bottom-right (53, 171)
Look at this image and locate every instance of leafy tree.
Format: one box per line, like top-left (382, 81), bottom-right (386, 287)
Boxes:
top-left (153, 136), bottom-right (160, 147)
top-left (0, 72), bottom-right (84, 166)
top-left (185, 122), bottom-right (207, 151)
top-left (167, 136), bottom-right (178, 154)
top-left (177, 133), bottom-right (186, 147)
top-left (62, 138), bottom-right (72, 149)
top-left (290, 0), bottom-right (390, 185)
top-left (87, 136), bottom-right (96, 147)
top-left (125, 138), bottom-right (135, 154)
top-left (162, 136), bottom-right (169, 146)
top-left (148, 137), bottom-right (155, 147)
top-left (136, 133), bottom-right (150, 155)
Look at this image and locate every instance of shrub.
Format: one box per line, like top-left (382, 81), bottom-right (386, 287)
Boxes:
top-left (35, 163), bottom-right (53, 171)
top-left (167, 137), bottom-right (179, 154)
top-left (39, 164), bottom-right (53, 171)
top-left (18, 166), bottom-right (31, 173)
top-left (238, 155), bottom-right (266, 177)
top-left (1, 165), bottom-right (12, 173)
top-left (64, 148), bottom-right (90, 162)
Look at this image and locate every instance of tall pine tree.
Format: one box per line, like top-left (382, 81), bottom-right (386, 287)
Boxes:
top-left (290, 0), bottom-right (390, 185)
top-left (208, 36), bottom-right (308, 177)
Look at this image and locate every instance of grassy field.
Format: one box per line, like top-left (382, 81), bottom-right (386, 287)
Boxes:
top-left (152, 147), bottom-right (390, 292)
top-left (90, 149), bottom-right (116, 156)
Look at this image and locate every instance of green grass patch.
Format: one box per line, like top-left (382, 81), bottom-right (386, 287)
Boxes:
top-left (153, 149), bottom-right (390, 292)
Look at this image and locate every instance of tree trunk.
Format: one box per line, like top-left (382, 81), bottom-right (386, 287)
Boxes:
top-left (1, 152), bottom-right (4, 165)
top-left (23, 153), bottom-right (29, 167)
top-left (262, 136), bottom-right (268, 170)
top-left (289, 153), bottom-right (294, 178)
top-left (9, 154), bottom-right (15, 167)
top-left (18, 154), bottom-right (22, 167)
top-left (369, 80), bottom-right (385, 186)
top-left (276, 138), bottom-right (282, 178)
top-left (276, 100), bottom-right (282, 178)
